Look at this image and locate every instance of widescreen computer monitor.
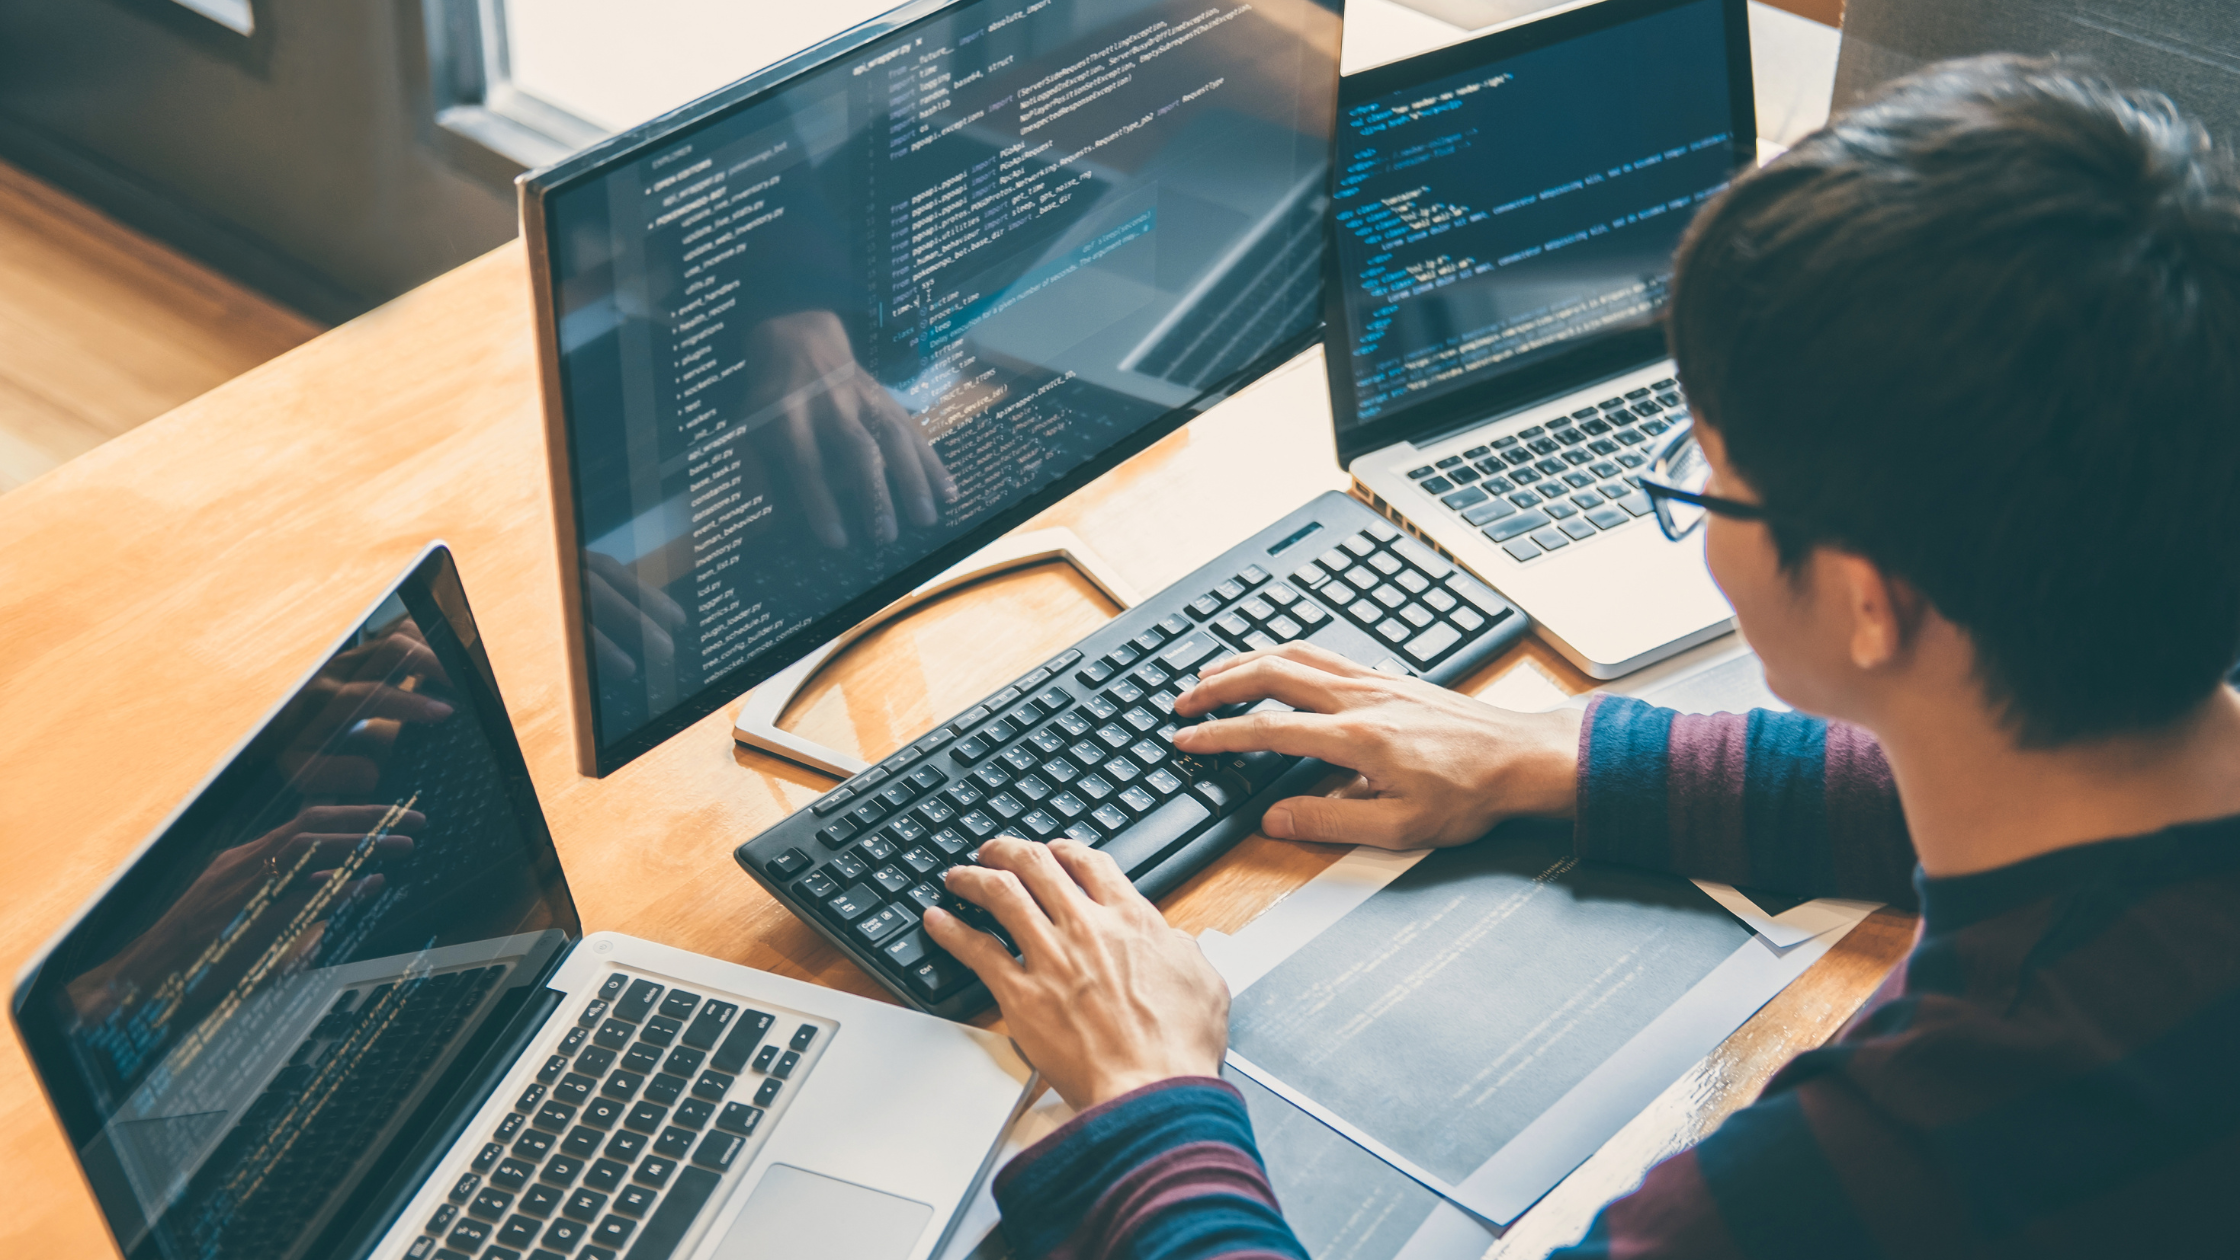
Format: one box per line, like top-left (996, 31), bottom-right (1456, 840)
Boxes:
top-left (522, 0), bottom-right (1343, 775)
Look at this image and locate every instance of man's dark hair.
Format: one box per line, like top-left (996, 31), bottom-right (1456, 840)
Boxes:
top-left (1669, 54), bottom-right (2240, 747)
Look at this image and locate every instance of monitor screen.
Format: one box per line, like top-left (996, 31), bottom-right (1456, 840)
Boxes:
top-left (531, 0), bottom-right (1342, 774)
top-left (1327, 0), bottom-right (1748, 437)
top-left (13, 549), bottom-right (577, 1260)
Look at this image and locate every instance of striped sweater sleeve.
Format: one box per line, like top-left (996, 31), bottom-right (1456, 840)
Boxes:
top-left (1573, 694), bottom-right (1918, 908)
top-left (993, 1077), bottom-right (1305, 1260)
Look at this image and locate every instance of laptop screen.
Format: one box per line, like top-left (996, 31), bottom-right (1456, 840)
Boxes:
top-left (529, 0), bottom-right (1343, 774)
top-left (1326, 0), bottom-right (1750, 442)
top-left (12, 548), bottom-right (578, 1260)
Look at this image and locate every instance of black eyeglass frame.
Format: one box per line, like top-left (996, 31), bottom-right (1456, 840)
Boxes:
top-left (1636, 421), bottom-right (1773, 541)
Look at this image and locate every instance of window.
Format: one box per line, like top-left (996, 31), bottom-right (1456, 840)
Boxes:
top-left (429, 0), bottom-right (902, 166)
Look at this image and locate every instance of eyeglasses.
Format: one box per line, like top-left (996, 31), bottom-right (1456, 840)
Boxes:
top-left (1636, 421), bottom-right (1771, 541)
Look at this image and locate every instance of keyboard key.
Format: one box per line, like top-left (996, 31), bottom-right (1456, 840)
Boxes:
top-left (1440, 486), bottom-right (1486, 509)
top-left (829, 850), bottom-right (868, 882)
top-left (755, 1077), bottom-right (784, 1106)
top-left (693, 1070), bottom-right (735, 1101)
top-left (541, 1153), bottom-right (586, 1185)
top-left (470, 1188), bottom-right (514, 1220)
top-left (824, 883), bottom-right (881, 922)
top-left (583, 1159), bottom-right (626, 1192)
top-left (1484, 510), bottom-right (1551, 543)
top-left (693, 1130), bottom-right (746, 1171)
top-left (601, 1071), bottom-right (643, 1100)
top-left (561, 1126), bottom-right (602, 1158)
top-left (1402, 622), bottom-right (1464, 664)
top-left (541, 1218), bottom-right (588, 1251)
top-left (624, 1101), bottom-right (664, 1132)
top-left (1145, 767), bottom-right (1184, 796)
top-left (615, 1185), bottom-right (656, 1217)
top-left (633, 1156), bottom-right (676, 1189)
top-left (855, 903), bottom-right (916, 943)
top-left (492, 1158), bottom-right (535, 1190)
top-left (673, 1098), bottom-right (715, 1130)
top-left (521, 1184), bottom-right (563, 1217)
top-left (447, 1219), bottom-right (493, 1251)
top-left (653, 1126), bottom-right (695, 1159)
top-left (908, 951), bottom-right (973, 1000)
top-left (592, 1216), bottom-right (636, 1248)
top-left (1531, 527), bottom-right (1571, 551)
top-left (752, 1043), bottom-right (780, 1073)
top-left (624, 1165), bottom-right (721, 1260)
top-left (514, 1130), bottom-right (555, 1161)
top-left (1562, 517), bottom-right (1599, 540)
top-left (604, 1130), bottom-right (647, 1161)
top-left (564, 1189), bottom-right (607, 1221)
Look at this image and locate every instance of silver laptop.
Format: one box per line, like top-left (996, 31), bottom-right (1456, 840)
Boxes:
top-left (1326, 0), bottom-right (1754, 677)
top-left (9, 545), bottom-right (1030, 1260)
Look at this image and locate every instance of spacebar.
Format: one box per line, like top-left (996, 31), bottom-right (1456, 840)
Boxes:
top-left (1099, 794), bottom-right (1213, 878)
top-left (626, 1165), bottom-right (722, 1260)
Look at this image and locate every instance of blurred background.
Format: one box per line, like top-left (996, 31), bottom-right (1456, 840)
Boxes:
top-left (0, 0), bottom-right (2228, 494)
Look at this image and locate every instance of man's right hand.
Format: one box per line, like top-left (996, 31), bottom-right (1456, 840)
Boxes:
top-left (1170, 643), bottom-right (1583, 849)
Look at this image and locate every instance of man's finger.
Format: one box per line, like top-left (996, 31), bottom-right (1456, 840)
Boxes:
top-left (1260, 793), bottom-right (1424, 848)
top-left (883, 385), bottom-right (958, 504)
top-left (862, 385), bottom-right (942, 527)
top-left (778, 399), bottom-right (848, 548)
top-left (289, 805), bottom-right (427, 833)
top-left (586, 551), bottom-right (687, 631)
top-left (923, 907), bottom-right (1020, 988)
top-left (974, 836), bottom-right (1090, 925)
top-left (1199, 640), bottom-right (1381, 683)
top-left (1045, 839), bottom-right (1142, 909)
top-left (1174, 655), bottom-right (1355, 718)
top-left (1172, 708), bottom-right (1368, 766)
top-left (943, 861), bottom-right (1060, 958)
top-left (587, 572), bottom-right (676, 674)
top-left (819, 386), bottom-right (897, 545)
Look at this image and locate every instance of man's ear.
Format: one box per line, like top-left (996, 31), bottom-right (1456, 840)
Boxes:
top-left (1827, 552), bottom-right (1916, 671)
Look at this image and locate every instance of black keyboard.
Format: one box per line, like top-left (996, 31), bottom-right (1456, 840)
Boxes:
top-left (405, 972), bottom-right (825, 1260)
top-left (1400, 379), bottom-right (1688, 564)
top-left (734, 491), bottom-right (1531, 1018)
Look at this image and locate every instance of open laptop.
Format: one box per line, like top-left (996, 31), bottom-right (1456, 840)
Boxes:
top-left (10, 545), bottom-right (1031, 1260)
top-left (1327, 0), bottom-right (1755, 678)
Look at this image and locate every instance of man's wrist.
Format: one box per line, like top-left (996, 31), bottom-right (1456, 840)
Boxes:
top-left (1496, 707), bottom-right (1585, 820)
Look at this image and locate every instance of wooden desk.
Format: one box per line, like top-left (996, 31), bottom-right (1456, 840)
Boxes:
top-left (0, 243), bottom-right (1912, 1258)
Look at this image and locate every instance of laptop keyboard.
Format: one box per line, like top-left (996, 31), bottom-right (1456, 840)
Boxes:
top-left (1402, 379), bottom-right (1689, 563)
top-left (403, 973), bottom-right (827, 1260)
top-left (737, 493), bottom-right (1530, 1017)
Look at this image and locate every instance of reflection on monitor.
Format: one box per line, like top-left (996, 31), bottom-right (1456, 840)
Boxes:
top-left (528, 0), bottom-right (1342, 774)
top-left (15, 549), bottom-right (577, 1260)
top-left (1329, 0), bottom-right (1743, 431)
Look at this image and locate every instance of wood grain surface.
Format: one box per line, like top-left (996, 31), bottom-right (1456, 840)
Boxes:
top-left (0, 241), bottom-right (1908, 1258)
top-left (0, 160), bottom-right (322, 493)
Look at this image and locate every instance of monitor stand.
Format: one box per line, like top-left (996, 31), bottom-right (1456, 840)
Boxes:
top-left (732, 528), bottom-right (1142, 776)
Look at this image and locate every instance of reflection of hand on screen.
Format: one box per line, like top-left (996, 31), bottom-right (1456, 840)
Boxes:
top-left (269, 626), bottom-right (455, 794)
top-left (66, 805), bottom-right (419, 1022)
top-left (586, 551), bottom-right (687, 683)
top-left (744, 310), bottom-right (958, 548)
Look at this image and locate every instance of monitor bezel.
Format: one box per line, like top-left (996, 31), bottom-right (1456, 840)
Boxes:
top-left (1320, 0), bottom-right (1756, 467)
top-left (520, 0), bottom-right (1343, 777)
top-left (7, 543), bottom-right (581, 1260)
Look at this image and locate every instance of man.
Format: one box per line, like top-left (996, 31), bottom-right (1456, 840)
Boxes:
top-left (922, 56), bottom-right (2240, 1258)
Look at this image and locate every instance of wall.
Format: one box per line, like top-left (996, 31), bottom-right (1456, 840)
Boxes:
top-left (0, 0), bottom-right (518, 323)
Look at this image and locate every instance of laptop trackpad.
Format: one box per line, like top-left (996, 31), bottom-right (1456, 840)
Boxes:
top-left (711, 1164), bottom-right (932, 1259)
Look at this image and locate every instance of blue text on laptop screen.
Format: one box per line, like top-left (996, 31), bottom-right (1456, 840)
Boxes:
top-left (1332, 0), bottom-right (1736, 427)
top-left (546, 0), bottom-right (1340, 767)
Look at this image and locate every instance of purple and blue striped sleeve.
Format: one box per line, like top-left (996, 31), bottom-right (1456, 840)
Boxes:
top-left (993, 1078), bottom-right (1306, 1260)
top-left (1573, 694), bottom-right (1917, 908)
